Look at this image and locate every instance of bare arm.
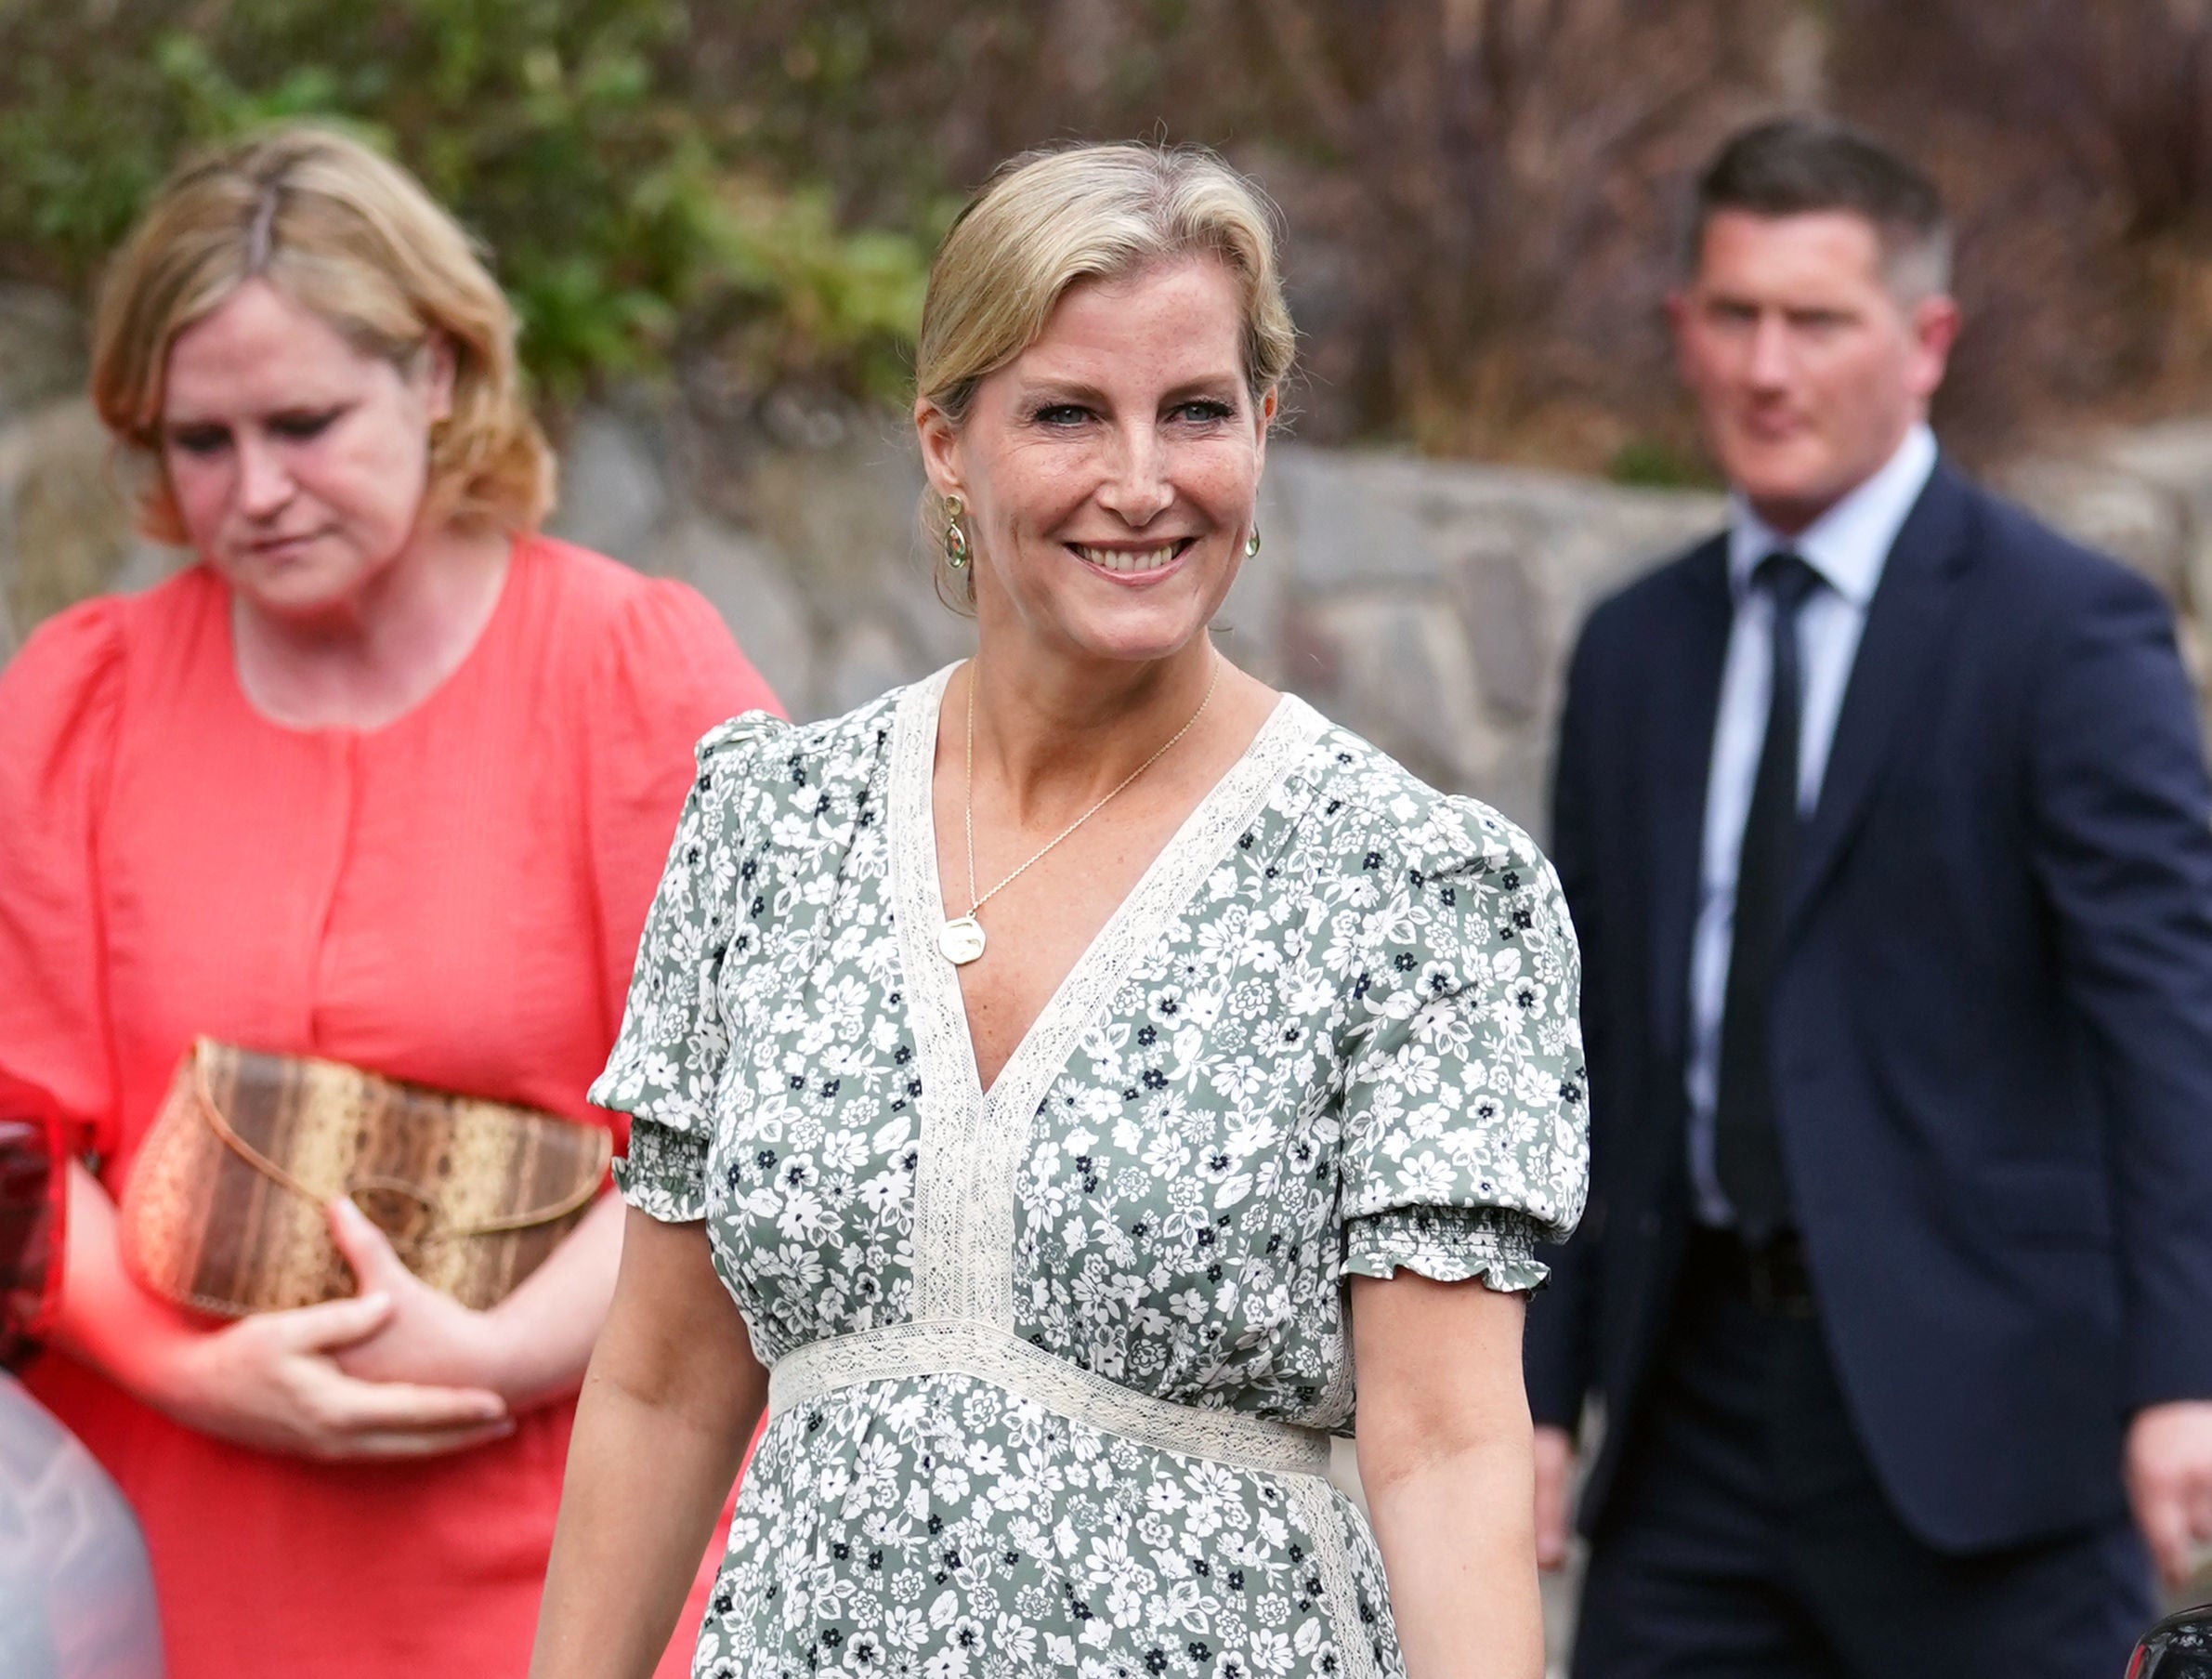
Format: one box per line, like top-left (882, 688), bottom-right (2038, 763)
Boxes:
top-left (1353, 1270), bottom-right (1543, 1679)
top-left (52, 1160), bottom-right (513, 1459)
top-left (532, 1206), bottom-right (765, 1679)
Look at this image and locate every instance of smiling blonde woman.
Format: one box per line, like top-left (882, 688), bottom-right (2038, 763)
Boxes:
top-left (537, 142), bottom-right (1589, 1679)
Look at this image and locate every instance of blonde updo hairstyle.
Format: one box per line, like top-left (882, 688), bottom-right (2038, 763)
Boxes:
top-left (91, 125), bottom-right (553, 544)
top-left (914, 142), bottom-right (1296, 609)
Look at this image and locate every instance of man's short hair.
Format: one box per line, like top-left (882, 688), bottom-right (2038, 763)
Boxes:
top-left (1688, 116), bottom-right (1954, 300)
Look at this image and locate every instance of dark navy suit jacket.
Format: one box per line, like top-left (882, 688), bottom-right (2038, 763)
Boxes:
top-left (1524, 460), bottom-right (2212, 1553)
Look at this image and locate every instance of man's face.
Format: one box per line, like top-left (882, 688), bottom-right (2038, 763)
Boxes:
top-left (1671, 209), bottom-right (1957, 534)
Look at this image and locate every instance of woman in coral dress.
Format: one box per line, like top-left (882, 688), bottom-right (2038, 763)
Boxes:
top-left (0, 127), bottom-right (776, 1678)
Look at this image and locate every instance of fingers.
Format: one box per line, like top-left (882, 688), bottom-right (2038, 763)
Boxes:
top-left (315, 1418), bottom-right (517, 1462)
top-left (319, 1371), bottom-right (509, 1433)
top-left (2130, 1470), bottom-right (2201, 1587)
top-left (2145, 1497), bottom-right (2195, 1588)
top-left (2177, 1477), bottom-right (2212, 1590)
top-left (259, 1289), bottom-right (397, 1354)
top-left (327, 1196), bottom-right (412, 1293)
top-left (2127, 1405), bottom-right (2212, 1588)
top-left (1534, 1484), bottom-right (1569, 1572)
top-left (1532, 1424), bottom-right (1575, 1573)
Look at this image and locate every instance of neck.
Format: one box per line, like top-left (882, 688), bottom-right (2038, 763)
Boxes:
top-left (964, 633), bottom-right (1219, 823)
top-left (231, 522), bottom-right (513, 729)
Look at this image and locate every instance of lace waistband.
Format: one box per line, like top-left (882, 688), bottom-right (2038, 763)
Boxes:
top-left (766, 1319), bottom-right (1334, 1479)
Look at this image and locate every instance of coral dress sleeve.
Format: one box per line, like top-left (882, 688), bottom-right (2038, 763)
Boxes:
top-left (0, 601), bottom-right (127, 1157)
top-left (582, 578), bottom-right (782, 1138)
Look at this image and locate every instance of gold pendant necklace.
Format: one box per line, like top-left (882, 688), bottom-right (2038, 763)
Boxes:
top-left (939, 657), bottom-right (1221, 967)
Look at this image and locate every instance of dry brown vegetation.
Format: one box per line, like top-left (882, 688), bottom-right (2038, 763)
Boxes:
top-left (695, 0), bottom-right (2212, 473)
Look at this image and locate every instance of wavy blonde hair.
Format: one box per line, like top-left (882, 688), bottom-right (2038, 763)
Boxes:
top-left (915, 142), bottom-right (1295, 607)
top-left (91, 125), bottom-right (552, 543)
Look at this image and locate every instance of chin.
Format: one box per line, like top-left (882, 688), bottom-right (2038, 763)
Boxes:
top-left (222, 563), bottom-right (366, 621)
top-left (1056, 604), bottom-right (1215, 667)
top-left (1726, 452), bottom-right (1847, 521)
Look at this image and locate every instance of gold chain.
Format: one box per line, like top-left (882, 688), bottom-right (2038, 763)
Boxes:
top-left (963, 655), bottom-right (1220, 923)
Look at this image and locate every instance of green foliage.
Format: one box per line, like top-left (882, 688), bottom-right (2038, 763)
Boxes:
top-left (1605, 438), bottom-right (1719, 492)
top-left (0, 0), bottom-right (930, 404)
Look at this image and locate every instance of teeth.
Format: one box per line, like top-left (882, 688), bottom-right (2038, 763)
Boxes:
top-left (1073, 543), bottom-right (1182, 573)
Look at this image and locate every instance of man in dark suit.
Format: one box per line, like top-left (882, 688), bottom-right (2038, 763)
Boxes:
top-left (1525, 117), bottom-right (2212, 1676)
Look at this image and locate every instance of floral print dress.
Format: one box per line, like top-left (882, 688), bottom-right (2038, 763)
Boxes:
top-left (594, 666), bottom-right (1589, 1679)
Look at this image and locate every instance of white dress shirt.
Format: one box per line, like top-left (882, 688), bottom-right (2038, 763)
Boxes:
top-left (1684, 424), bottom-right (1939, 1226)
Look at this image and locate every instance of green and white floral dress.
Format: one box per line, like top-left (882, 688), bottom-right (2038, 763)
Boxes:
top-left (594, 667), bottom-right (1589, 1679)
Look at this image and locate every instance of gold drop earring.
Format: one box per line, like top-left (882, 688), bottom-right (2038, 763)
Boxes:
top-left (945, 495), bottom-right (970, 570)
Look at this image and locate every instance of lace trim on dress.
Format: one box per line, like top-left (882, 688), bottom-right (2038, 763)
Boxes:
top-left (891, 672), bottom-right (1329, 1329)
top-left (1286, 1476), bottom-right (1386, 1679)
top-left (887, 667), bottom-right (988, 1322)
top-left (967, 694), bottom-right (1328, 1325)
top-left (767, 1318), bottom-right (1333, 1478)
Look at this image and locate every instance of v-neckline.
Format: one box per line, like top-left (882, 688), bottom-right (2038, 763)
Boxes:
top-left (890, 664), bottom-right (1308, 1109)
top-left (886, 663), bottom-right (1324, 1327)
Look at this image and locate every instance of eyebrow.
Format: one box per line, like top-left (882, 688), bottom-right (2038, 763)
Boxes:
top-left (1014, 374), bottom-right (1244, 406)
top-left (162, 400), bottom-right (345, 428)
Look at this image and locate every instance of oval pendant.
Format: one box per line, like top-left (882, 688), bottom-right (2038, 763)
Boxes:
top-left (937, 915), bottom-right (987, 966)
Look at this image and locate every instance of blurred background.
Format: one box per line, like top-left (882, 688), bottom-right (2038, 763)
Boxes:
top-left (19, 1), bottom-right (2212, 466)
top-left (15, 1), bottom-right (2212, 841)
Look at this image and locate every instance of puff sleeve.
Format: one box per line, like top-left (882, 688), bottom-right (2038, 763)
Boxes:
top-left (582, 577), bottom-right (781, 1057)
top-left (1337, 806), bottom-right (1590, 1293)
top-left (0, 600), bottom-right (127, 1158)
top-left (591, 715), bottom-right (783, 1221)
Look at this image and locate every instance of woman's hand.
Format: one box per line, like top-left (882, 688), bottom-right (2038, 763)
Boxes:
top-left (161, 1289), bottom-right (514, 1461)
top-left (52, 1159), bottom-right (513, 1463)
top-left (1533, 1423), bottom-right (1577, 1572)
top-left (324, 1196), bottom-right (521, 1395)
top-left (328, 1187), bottom-right (627, 1413)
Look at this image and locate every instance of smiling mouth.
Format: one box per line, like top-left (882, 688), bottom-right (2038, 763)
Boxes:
top-left (1068, 538), bottom-right (1198, 575)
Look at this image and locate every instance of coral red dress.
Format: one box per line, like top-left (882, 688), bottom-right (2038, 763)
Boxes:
top-left (0, 534), bottom-right (778, 1679)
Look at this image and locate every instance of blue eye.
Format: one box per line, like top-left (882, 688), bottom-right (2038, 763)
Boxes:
top-left (1172, 400), bottom-right (1236, 424)
top-left (1032, 404), bottom-right (1091, 427)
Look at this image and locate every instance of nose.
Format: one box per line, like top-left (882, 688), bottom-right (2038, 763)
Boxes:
top-left (233, 433), bottom-right (294, 520)
top-left (1094, 419), bottom-right (1175, 527)
top-left (1746, 312), bottom-right (1794, 392)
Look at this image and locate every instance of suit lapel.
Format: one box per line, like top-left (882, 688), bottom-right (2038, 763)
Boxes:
top-left (1646, 538), bottom-right (1734, 1066)
top-left (1782, 462), bottom-right (1977, 945)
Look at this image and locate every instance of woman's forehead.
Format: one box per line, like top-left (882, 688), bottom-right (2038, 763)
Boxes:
top-left (1012, 259), bottom-right (1246, 387)
top-left (162, 280), bottom-right (386, 418)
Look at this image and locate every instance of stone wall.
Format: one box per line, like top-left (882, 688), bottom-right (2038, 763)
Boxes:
top-left (10, 281), bottom-right (2212, 840)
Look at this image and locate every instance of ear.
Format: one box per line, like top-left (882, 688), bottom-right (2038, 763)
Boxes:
top-left (914, 395), bottom-right (965, 502)
top-left (1252, 385), bottom-right (1277, 471)
top-left (1905, 294), bottom-right (1962, 403)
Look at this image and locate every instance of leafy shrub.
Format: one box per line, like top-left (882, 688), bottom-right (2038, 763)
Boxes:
top-left (0, 0), bottom-right (930, 405)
